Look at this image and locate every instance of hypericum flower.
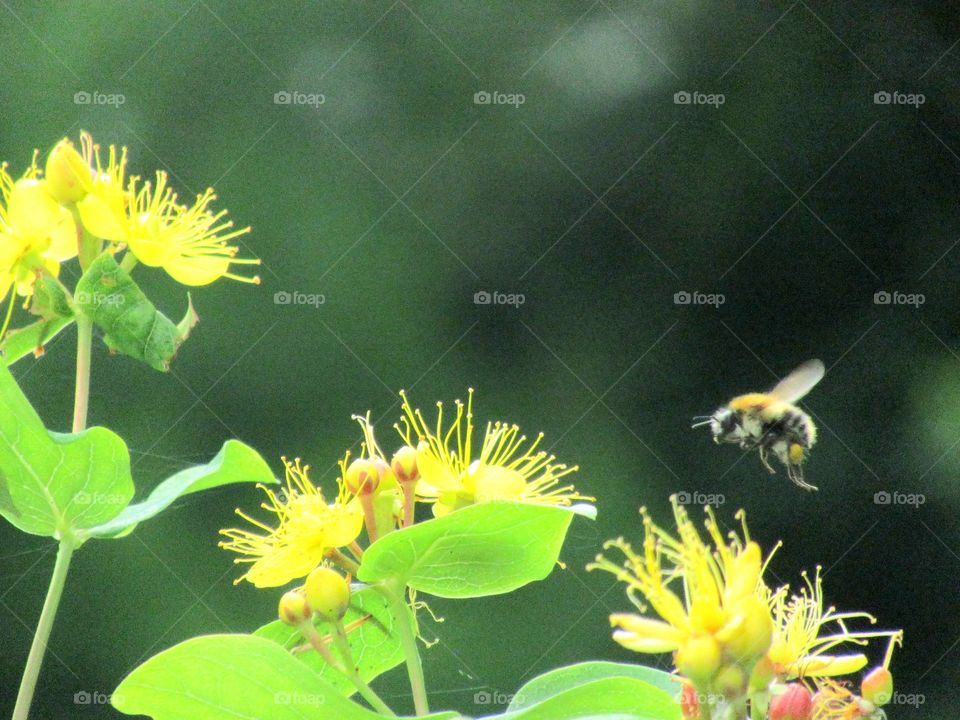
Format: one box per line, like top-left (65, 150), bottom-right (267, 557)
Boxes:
top-left (74, 133), bottom-right (129, 243)
top-left (124, 172), bottom-right (259, 285)
top-left (765, 568), bottom-right (902, 681)
top-left (588, 498), bottom-right (773, 687)
top-left (395, 388), bottom-right (592, 517)
top-left (219, 457), bottom-right (363, 588)
top-left (0, 161), bottom-right (77, 319)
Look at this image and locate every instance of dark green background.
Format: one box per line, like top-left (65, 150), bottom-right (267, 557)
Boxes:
top-left (1, 1), bottom-right (959, 717)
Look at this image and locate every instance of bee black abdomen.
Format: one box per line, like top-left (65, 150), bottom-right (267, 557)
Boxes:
top-left (759, 410), bottom-right (813, 448)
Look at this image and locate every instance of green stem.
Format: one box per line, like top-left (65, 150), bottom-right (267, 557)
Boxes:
top-left (330, 620), bottom-right (395, 716)
top-left (384, 586), bottom-right (429, 716)
top-left (72, 316), bottom-right (92, 433)
top-left (12, 539), bottom-right (75, 720)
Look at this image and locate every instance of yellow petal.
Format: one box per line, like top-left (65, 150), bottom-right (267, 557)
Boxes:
top-left (77, 185), bottom-right (128, 242)
top-left (320, 501), bottom-right (364, 548)
top-left (162, 254), bottom-right (231, 286)
top-left (415, 441), bottom-right (460, 491)
top-left (8, 180), bottom-right (60, 242)
top-left (470, 464), bottom-right (526, 502)
top-left (723, 542), bottom-right (762, 604)
top-left (610, 613), bottom-right (683, 653)
top-left (794, 653), bottom-right (868, 678)
top-left (244, 542), bottom-right (327, 588)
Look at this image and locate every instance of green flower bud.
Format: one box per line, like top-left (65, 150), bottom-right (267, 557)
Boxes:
top-left (304, 566), bottom-right (350, 620)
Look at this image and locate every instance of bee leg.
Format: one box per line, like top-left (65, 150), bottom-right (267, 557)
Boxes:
top-left (758, 448), bottom-right (777, 474)
top-left (788, 464), bottom-right (818, 492)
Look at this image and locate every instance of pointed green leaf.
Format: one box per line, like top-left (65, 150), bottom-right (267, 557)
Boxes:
top-left (87, 439), bottom-right (275, 539)
top-left (0, 363), bottom-right (132, 537)
top-left (508, 662), bottom-right (680, 712)
top-left (75, 253), bottom-right (196, 372)
top-left (112, 634), bottom-right (459, 720)
top-left (489, 677), bottom-right (680, 720)
top-left (357, 502), bottom-right (592, 598)
top-left (1, 315), bottom-right (73, 366)
top-left (254, 585), bottom-right (403, 696)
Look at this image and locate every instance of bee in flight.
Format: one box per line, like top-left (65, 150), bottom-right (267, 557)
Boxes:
top-left (692, 359), bottom-right (825, 491)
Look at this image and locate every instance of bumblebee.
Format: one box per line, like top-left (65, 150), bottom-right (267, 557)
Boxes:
top-left (692, 359), bottom-right (824, 491)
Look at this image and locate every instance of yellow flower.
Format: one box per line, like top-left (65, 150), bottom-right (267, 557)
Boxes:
top-left (765, 568), bottom-right (902, 681)
top-left (811, 680), bottom-right (873, 720)
top-left (0, 160), bottom-right (77, 312)
top-left (64, 131), bottom-right (259, 285)
top-left (396, 388), bottom-right (592, 517)
top-left (219, 457), bottom-right (363, 588)
top-left (589, 498), bottom-right (773, 686)
top-left (124, 173), bottom-right (259, 285)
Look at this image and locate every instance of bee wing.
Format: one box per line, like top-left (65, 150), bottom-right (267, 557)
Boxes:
top-left (768, 359), bottom-right (825, 403)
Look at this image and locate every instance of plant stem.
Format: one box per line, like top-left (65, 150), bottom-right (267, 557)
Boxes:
top-left (385, 587), bottom-right (429, 716)
top-left (72, 316), bottom-right (93, 433)
top-left (12, 539), bottom-right (75, 720)
top-left (330, 620), bottom-right (395, 716)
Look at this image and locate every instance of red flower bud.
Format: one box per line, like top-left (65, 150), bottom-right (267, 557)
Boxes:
top-left (770, 684), bottom-right (813, 720)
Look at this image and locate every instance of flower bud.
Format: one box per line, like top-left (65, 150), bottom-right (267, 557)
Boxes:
top-left (861, 667), bottom-right (893, 707)
top-left (749, 655), bottom-right (775, 692)
top-left (770, 684), bottom-right (813, 720)
top-left (344, 458), bottom-right (380, 495)
top-left (278, 589), bottom-right (312, 626)
top-left (675, 635), bottom-right (721, 685)
top-left (392, 445), bottom-right (419, 483)
top-left (304, 566), bottom-right (350, 620)
top-left (719, 596), bottom-right (773, 661)
top-left (680, 681), bottom-right (700, 719)
top-left (45, 138), bottom-right (90, 203)
top-left (715, 664), bottom-right (747, 700)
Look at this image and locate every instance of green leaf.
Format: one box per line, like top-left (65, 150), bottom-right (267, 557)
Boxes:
top-left (30, 274), bottom-right (74, 321)
top-left (86, 440), bottom-right (275, 539)
top-left (357, 502), bottom-right (591, 598)
top-left (113, 634), bottom-right (459, 720)
top-left (488, 677), bottom-right (680, 720)
top-left (1, 315), bottom-right (73, 366)
top-left (508, 662), bottom-right (680, 712)
top-left (0, 363), bottom-right (133, 537)
top-left (254, 585), bottom-right (403, 697)
top-left (75, 253), bottom-right (197, 372)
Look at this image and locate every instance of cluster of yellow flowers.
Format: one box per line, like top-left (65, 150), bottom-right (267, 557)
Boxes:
top-left (219, 390), bottom-right (593, 587)
top-left (0, 131), bottom-right (258, 336)
top-left (590, 498), bottom-right (901, 720)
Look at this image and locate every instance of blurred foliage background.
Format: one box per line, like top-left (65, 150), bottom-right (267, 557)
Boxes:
top-left (1, 1), bottom-right (959, 717)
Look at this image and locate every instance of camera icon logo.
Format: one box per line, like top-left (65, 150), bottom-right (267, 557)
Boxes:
top-left (676, 491), bottom-right (691, 504)
top-left (474, 691), bottom-right (492, 705)
top-left (474, 290), bottom-right (492, 305)
top-left (74, 91), bottom-right (92, 105)
top-left (873, 91), bottom-right (892, 105)
top-left (873, 491), bottom-right (891, 505)
top-left (73, 691), bottom-right (91, 705)
top-left (273, 91), bottom-right (292, 105)
top-left (274, 692), bottom-right (291, 705)
top-left (473, 91), bottom-right (492, 105)
top-left (673, 91), bottom-right (691, 105)
top-left (673, 290), bottom-right (691, 305)
top-left (873, 290), bottom-right (891, 305)
top-left (274, 290), bottom-right (292, 305)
